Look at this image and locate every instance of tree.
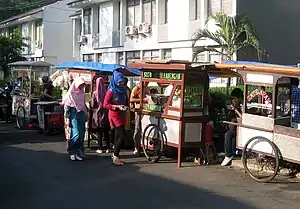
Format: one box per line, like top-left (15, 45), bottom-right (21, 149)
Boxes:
top-left (0, 30), bottom-right (27, 78)
top-left (192, 13), bottom-right (263, 61)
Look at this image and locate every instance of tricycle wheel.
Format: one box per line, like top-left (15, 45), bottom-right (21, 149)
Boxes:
top-left (242, 136), bottom-right (279, 183)
top-left (16, 106), bottom-right (27, 129)
top-left (142, 124), bottom-right (166, 163)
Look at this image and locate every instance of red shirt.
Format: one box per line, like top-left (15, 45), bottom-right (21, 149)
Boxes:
top-left (103, 89), bottom-right (126, 128)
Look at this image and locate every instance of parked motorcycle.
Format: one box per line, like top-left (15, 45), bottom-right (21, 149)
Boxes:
top-left (0, 83), bottom-right (12, 123)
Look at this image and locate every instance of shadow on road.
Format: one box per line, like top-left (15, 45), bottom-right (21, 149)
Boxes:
top-left (0, 147), bottom-right (258, 209)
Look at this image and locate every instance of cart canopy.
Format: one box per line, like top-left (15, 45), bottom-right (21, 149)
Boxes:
top-left (55, 61), bottom-right (141, 75)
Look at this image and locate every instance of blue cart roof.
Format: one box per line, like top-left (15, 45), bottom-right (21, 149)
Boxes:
top-left (55, 62), bottom-right (141, 75)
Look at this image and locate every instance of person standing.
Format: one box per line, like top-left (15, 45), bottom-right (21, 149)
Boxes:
top-left (130, 81), bottom-right (150, 156)
top-left (62, 77), bottom-right (87, 161)
top-left (91, 77), bottom-right (111, 154)
top-left (103, 70), bottom-right (128, 166)
top-left (221, 88), bottom-right (243, 166)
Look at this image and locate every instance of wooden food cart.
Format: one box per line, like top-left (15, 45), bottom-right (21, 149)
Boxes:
top-left (55, 61), bottom-right (141, 148)
top-left (128, 60), bottom-right (210, 167)
top-left (9, 61), bottom-right (53, 129)
top-left (217, 61), bottom-right (300, 182)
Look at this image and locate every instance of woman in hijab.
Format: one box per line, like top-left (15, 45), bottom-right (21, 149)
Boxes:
top-left (62, 76), bottom-right (86, 161)
top-left (103, 69), bottom-right (128, 165)
top-left (91, 77), bottom-right (111, 154)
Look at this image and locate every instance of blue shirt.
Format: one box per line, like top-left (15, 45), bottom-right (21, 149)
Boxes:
top-left (291, 87), bottom-right (300, 123)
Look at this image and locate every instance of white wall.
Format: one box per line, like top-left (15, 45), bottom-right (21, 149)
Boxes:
top-left (43, 0), bottom-right (76, 64)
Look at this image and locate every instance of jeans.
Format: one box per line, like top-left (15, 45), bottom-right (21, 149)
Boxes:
top-left (133, 113), bottom-right (142, 151)
top-left (224, 129), bottom-right (236, 157)
top-left (66, 108), bottom-right (85, 155)
top-left (113, 125), bottom-right (127, 157)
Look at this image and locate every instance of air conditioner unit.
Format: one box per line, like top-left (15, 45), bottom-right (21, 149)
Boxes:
top-left (124, 25), bottom-right (138, 36)
top-left (138, 23), bottom-right (151, 34)
top-left (77, 35), bottom-right (87, 43)
top-left (35, 40), bottom-right (42, 49)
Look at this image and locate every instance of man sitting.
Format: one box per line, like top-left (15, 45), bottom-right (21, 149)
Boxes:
top-left (221, 88), bottom-right (243, 166)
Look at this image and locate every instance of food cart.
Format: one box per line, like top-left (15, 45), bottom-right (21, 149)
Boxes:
top-left (128, 60), bottom-right (212, 167)
top-left (35, 101), bottom-right (64, 134)
top-left (55, 61), bottom-right (141, 148)
top-left (9, 61), bottom-right (53, 129)
top-left (216, 61), bottom-right (300, 182)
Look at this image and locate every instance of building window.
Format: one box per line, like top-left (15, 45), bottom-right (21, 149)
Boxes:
top-left (196, 53), bottom-right (206, 62)
top-left (142, 0), bottom-right (156, 25)
top-left (117, 52), bottom-right (124, 64)
top-left (83, 54), bottom-right (94, 62)
top-left (83, 8), bottom-right (91, 34)
top-left (127, 0), bottom-right (140, 25)
top-left (165, 0), bottom-right (169, 23)
top-left (195, 0), bottom-right (201, 19)
top-left (126, 51), bottom-right (140, 64)
top-left (143, 50), bottom-right (159, 60)
top-left (208, 0), bottom-right (232, 15)
top-left (35, 20), bottom-right (43, 42)
top-left (163, 49), bottom-right (172, 59)
top-left (96, 53), bottom-right (102, 62)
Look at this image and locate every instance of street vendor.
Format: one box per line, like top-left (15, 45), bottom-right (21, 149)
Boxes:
top-left (130, 81), bottom-right (150, 156)
top-left (40, 76), bottom-right (54, 101)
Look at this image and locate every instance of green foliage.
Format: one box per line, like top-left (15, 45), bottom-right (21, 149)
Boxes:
top-left (192, 13), bottom-right (263, 61)
top-left (0, 30), bottom-right (27, 78)
top-left (0, 0), bottom-right (58, 21)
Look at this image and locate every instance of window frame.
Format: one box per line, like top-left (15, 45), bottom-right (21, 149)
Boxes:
top-left (83, 8), bottom-right (92, 35)
top-left (142, 0), bottom-right (156, 25)
top-left (127, 0), bottom-right (140, 25)
top-left (143, 50), bottom-right (159, 60)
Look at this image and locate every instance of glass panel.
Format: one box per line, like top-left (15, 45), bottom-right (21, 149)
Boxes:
top-left (143, 0), bottom-right (151, 23)
top-left (126, 51), bottom-right (140, 63)
top-left (246, 85), bottom-right (273, 117)
top-left (184, 85), bottom-right (203, 108)
top-left (276, 86), bottom-right (290, 117)
top-left (83, 9), bottom-right (91, 34)
top-left (196, 0), bottom-right (201, 19)
top-left (221, 0), bottom-right (232, 15)
top-left (127, 5), bottom-right (135, 25)
top-left (135, 0), bottom-right (140, 24)
top-left (163, 49), bottom-right (171, 59)
top-left (152, 0), bottom-right (156, 24)
top-left (170, 85), bottom-right (182, 108)
top-left (165, 0), bottom-right (168, 23)
top-left (143, 82), bottom-right (173, 112)
top-left (208, 0), bottom-right (221, 15)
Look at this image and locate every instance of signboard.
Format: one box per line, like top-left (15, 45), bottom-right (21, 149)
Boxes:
top-left (143, 71), bottom-right (160, 79)
top-left (162, 72), bottom-right (181, 80)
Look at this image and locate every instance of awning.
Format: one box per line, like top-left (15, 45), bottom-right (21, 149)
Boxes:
top-left (55, 62), bottom-right (141, 76)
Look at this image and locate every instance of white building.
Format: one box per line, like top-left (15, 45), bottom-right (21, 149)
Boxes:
top-left (68, 0), bottom-right (300, 85)
top-left (68, 0), bottom-right (237, 65)
top-left (0, 0), bottom-right (76, 65)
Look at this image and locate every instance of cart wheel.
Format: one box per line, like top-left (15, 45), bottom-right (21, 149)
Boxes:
top-left (142, 124), bottom-right (166, 163)
top-left (242, 136), bottom-right (279, 183)
top-left (16, 106), bottom-right (26, 129)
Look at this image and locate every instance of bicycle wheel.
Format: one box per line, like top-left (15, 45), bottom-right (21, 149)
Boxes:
top-left (142, 124), bottom-right (166, 163)
top-left (16, 106), bottom-right (26, 129)
top-left (242, 136), bottom-right (279, 183)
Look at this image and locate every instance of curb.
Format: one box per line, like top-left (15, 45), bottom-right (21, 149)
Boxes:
top-left (231, 159), bottom-right (300, 180)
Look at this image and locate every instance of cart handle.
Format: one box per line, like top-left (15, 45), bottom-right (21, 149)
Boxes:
top-left (222, 121), bottom-right (240, 126)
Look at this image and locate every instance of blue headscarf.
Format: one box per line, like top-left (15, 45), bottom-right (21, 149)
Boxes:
top-left (108, 69), bottom-right (126, 104)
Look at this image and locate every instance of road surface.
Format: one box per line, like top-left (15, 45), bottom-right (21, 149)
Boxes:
top-left (0, 124), bottom-right (300, 209)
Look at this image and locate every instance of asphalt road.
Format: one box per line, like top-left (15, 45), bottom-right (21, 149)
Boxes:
top-left (1, 123), bottom-right (300, 209)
